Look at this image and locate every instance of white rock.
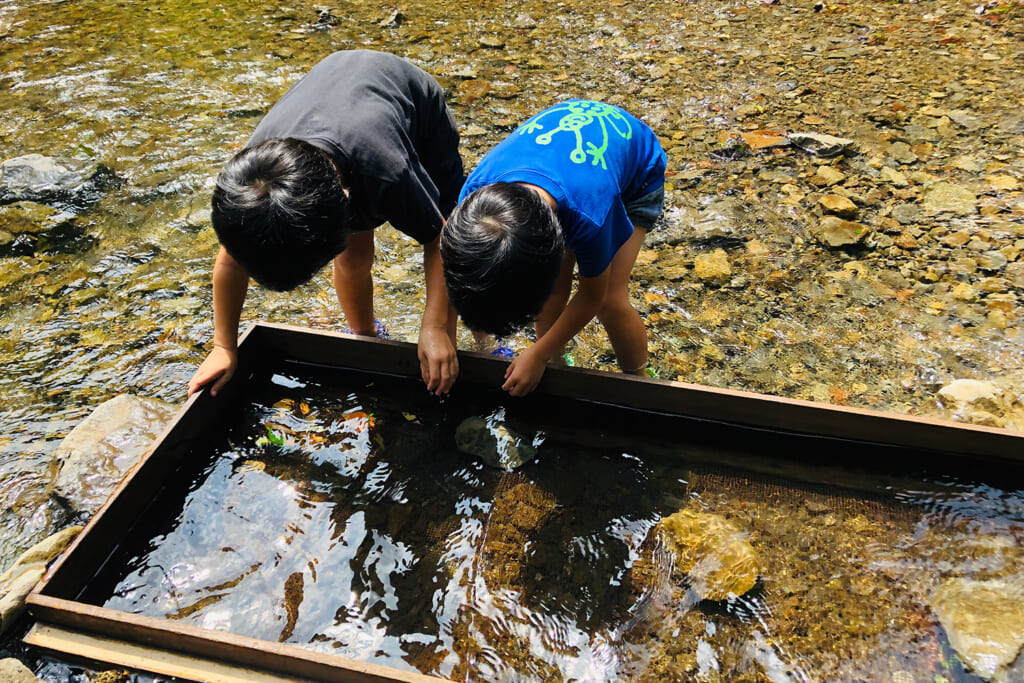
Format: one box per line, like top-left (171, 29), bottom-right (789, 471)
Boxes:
top-left (938, 379), bottom-right (1001, 407)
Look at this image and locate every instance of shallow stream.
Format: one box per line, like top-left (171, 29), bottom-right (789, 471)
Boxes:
top-left (1, 0), bottom-right (1023, 679)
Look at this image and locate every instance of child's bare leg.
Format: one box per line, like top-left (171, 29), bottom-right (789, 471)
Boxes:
top-left (333, 230), bottom-right (376, 335)
top-left (597, 227), bottom-right (649, 374)
top-left (534, 251), bottom-right (576, 363)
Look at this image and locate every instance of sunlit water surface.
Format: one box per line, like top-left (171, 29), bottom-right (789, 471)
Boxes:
top-left (2, 0), bottom-right (1023, 678)
top-left (71, 368), bottom-right (1023, 682)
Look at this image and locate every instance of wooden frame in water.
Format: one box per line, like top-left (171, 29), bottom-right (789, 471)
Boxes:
top-left (23, 322), bottom-right (1024, 682)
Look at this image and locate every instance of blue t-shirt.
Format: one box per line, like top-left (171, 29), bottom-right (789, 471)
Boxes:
top-left (459, 100), bottom-right (667, 277)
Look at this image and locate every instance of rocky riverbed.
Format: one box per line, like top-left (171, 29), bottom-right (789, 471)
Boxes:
top-left (1, 0), bottom-right (1023, 680)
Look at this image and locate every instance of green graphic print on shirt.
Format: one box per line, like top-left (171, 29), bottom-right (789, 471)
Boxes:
top-left (518, 100), bottom-right (633, 169)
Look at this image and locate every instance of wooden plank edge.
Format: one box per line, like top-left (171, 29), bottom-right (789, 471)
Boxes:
top-left (25, 623), bottom-right (315, 683)
top-left (26, 594), bottom-right (450, 683)
top-left (249, 322), bottom-right (1024, 461)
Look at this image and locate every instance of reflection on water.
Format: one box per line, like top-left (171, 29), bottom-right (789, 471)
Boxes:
top-left (2, 0), bottom-right (1024, 676)
top-left (81, 368), bottom-right (1020, 682)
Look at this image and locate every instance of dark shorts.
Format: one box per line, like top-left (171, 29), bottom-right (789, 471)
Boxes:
top-left (625, 183), bottom-right (666, 232)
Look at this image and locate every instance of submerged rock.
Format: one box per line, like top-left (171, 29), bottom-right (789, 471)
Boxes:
top-left (0, 525), bottom-right (82, 635)
top-left (0, 154), bottom-right (85, 199)
top-left (692, 198), bottom-right (745, 240)
top-left (652, 509), bottom-right (759, 601)
top-left (455, 411), bottom-right (542, 470)
top-left (53, 394), bottom-right (177, 515)
top-left (922, 182), bottom-right (977, 216)
top-left (787, 132), bottom-right (854, 157)
top-left (931, 576), bottom-right (1024, 678)
top-left (812, 216), bottom-right (871, 248)
top-left (819, 194), bottom-right (859, 220)
top-left (693, 248), bottom-right (732, 285)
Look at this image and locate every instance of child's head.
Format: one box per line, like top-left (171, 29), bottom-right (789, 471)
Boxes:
top-left (211, 138), bottom-right (349, 291)
top-left (441, 182), bottom-right (564, 337)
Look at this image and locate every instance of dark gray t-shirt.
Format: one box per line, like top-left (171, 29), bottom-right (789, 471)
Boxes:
top-left (247, 50), bottom-right (464, 244)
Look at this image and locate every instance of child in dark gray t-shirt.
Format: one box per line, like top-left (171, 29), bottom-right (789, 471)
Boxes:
top-left (188, 50), bottom-right (465, 398)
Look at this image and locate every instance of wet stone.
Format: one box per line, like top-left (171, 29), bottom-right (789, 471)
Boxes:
top-left (787, 132), bottom-right (854, 157)
top-left (0, 659), bottom-right (43, 683)
top-left (941, 230), bottom-right (971, 248)
top-left (693, 248), bottom-right (731, 285)
top-left (692, 198), bottom-right (744, 240)
top-left (0, 525), bottom-right (82, 635)
top-left (923, 182), bottom-right (977, 216)
top-left (878, 167), bottom-right (909, 187)
top-left (812, 166), bottom-right (846, 187)
top-left (891, 203), bottom-right (921, 225)
top-left (894, 233), bottom-right (919, 250)
top-left (1006, 262), bottom-right (1024, 288)
top-left (653, 509), bottom-right (759, 601)
top-left (455, 413), bottom-right (541, 470)
top-left (478, 35), bottom-right (505, 49)
top-left (812, 217), bottom-right (870, 248)
top-left (0, 202), bottom-right (67, 235)
top-left (887, 142), bottom-right (918, 165)
top-left (978, 251), bottom-right (1008, 272)
top-left (938, 379), bottom-right (1002, 413)
top-left (819, 194), bottom-right (858, 219)
top-left (0, 154), bottom-right (86, 200)
top-left (952, 283), bottom-right (978, 302)
top-left (512, 13), bottom-right (537, 28)
top-left (53, 394), bottom-right (177, 515)
top-left (931, 576), bottom-right (1024, 678)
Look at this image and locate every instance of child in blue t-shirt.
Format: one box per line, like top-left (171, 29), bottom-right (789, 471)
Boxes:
top-left (441, 100), bottom-right (667, 396)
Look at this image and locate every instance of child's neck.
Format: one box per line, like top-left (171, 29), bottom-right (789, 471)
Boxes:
top-left (515, 183), bottom-right (557, 211)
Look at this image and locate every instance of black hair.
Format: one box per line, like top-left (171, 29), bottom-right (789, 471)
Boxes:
top-left (441, 182), bottom-right (564, 337)
top-left (211, 138), bottom-right (349, 291)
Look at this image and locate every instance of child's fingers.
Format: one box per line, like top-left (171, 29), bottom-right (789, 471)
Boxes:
top-left (210, 375), bottom-right (228, 397)
top-left (435, 359), bottom-right (458, 394)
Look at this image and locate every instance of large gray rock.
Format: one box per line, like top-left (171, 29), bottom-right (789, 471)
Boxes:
top-left (0, 525), bottom-right (82, 635)
top-left (931, 576), bottom-right (1024, 678)
top-left (0, 154), bottom-right (84, 197)
top-left (455, 411), bottom-right (543, 470)
top-left (0, 153), bottom-right (118, 208)
top-left (53, 394), bottom-right (177, 515)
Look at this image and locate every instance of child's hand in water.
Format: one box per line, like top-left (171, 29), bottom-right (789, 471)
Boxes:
top-left (188, 345), bottom-right (237, 397)
top-left (502, 348), bottom-right (546, 397)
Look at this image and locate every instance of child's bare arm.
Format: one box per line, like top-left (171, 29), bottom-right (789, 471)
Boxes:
top-left (418, 236), bottom-right (459, 395)
top-left (502, 270), bottom-right (609, 396)
top-left (187, 247), bottom-right (249, 397)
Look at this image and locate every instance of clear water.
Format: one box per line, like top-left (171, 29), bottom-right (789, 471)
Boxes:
top-left (2, 0), bottom-right (1023, 678)
top-left (76, 366), bottom-right (1021, 682)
